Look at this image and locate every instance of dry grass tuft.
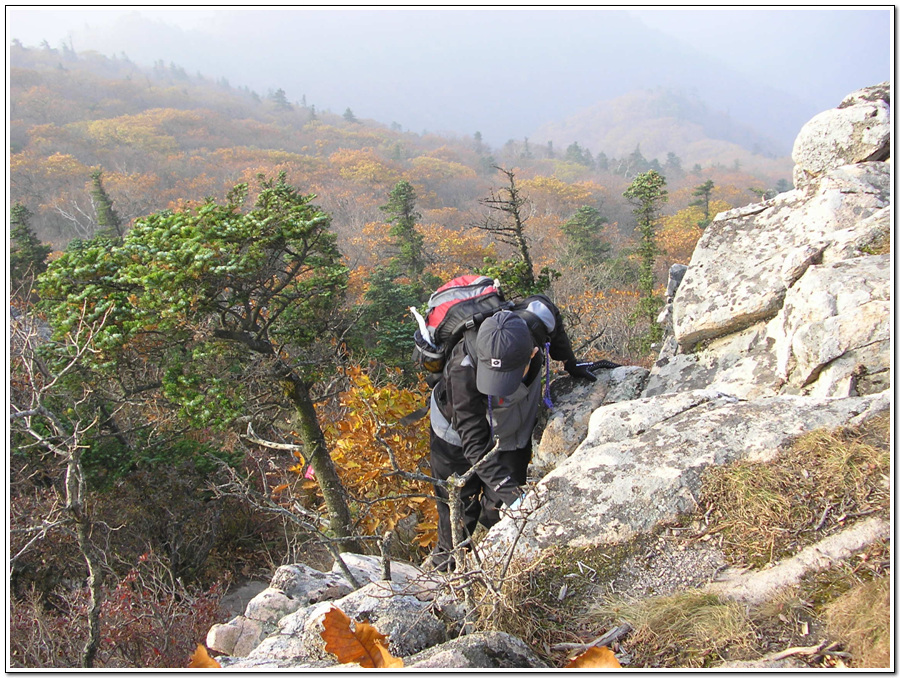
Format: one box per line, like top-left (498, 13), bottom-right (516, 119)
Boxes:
top-left (824, 576), bottom-right (891, 668)
top-left (473, 545), bottom-right (636, 665)
top-left (592, 591), bottom-right (757, 668)
top-left (699, 412), bottom-right (889, 568)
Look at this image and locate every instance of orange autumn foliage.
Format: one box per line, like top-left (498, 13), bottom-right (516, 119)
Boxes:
top-left (565, 645), bottom-right (622, 668)
top-left (187, 644), bottom-right (221, 668)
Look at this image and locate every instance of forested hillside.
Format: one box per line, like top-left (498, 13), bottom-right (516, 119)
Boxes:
top-left (9, 42), bottom-right (797, 668)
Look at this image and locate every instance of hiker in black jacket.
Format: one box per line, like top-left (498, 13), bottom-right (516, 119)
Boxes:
top-left (427, 294), bottom-right (596, 571)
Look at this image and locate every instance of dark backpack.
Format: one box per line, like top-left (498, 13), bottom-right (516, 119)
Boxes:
top-left (411, 275), bottom-right (513, 383)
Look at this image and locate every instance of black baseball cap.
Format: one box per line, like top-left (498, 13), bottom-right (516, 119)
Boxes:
top-left (474, 311), bottom-right (534, 396)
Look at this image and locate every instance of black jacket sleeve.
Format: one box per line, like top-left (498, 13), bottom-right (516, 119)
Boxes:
top-left (443, 341), bottom-right (522, 507)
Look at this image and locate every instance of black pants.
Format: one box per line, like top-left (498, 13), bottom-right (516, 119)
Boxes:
top-left (429, 428), bottom-right (531, 558)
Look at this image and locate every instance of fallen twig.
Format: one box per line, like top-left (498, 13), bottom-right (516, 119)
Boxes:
top-left (765, 640), bottom-right (846, 661)
top-left (550, 623), bottom-right (633, 652)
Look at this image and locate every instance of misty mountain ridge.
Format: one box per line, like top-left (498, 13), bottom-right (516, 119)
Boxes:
top-left (9, 42), bottom-right (792, 180)
top-left (15, 9), bottom-right (819, 158)
top-left (532, 88), bottom-right (792, 173)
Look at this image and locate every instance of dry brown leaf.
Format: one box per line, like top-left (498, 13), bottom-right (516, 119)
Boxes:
top-left (187, 643), bottom-right (221, 668)
top-left (565, 645), bottom-right (622, 668)
top-left (320, 606), bottom-right (404, 668)
top-left (372, 639), bottom-right (405, 669)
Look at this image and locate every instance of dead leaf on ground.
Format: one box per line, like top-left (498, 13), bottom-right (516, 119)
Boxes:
top-left (320, 606), bottom-right (404, 668)
top-left (188, 643), bottom-right (221, 668)
top-left (565, 645), bottom-right (622, 668)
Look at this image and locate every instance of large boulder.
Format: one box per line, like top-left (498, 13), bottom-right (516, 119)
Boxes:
top-left (645, 233), bottom-right (891, 401)
top-left (480, 390), bottom-right (889, 562)
top-left (792, 82), bottom-right (890, 183)
top-left (533, 366), bottom-right (649, 475)
top-left (208, 554), bottom-right (436, 658)
top-left (673, 162), bottom-right (889, 351)
top-left (774, 254), bottom-right (891, 395)
top-left (228, 579), bottom-right (447, 668)
top-left (406, 631), bottom-right (550, 669)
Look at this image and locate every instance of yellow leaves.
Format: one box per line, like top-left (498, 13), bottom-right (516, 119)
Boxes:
top-left (187, 644), bottom-right (221, 668)
top-left (422, 224), bottom-right (492, 281)
top-left (320, 607), bottom-right (404, 668)
top-left (86, 115), bottom-right (179, 154)
top-left (409, 155), bottom-right (477, 182)
top-left (564, 646), bottom-right (622, 669)
top-left (315, 367), bottom-right (437, 541)
top-left (43, 152), bottom-right (91, 178)
top-left (520, 175), bottom-right (595, 216)
top-left (328, 148), bottom-right (401, 187)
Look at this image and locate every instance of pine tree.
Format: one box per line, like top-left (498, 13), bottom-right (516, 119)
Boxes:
top-left (91, 169), bottom-right (123, 239)
top-left (10, 202), bottom-right (51, 298)
top-left (689, 179), bottom-right (715, 229)
top-left (380, 180), bottom-right (424, 282)
top-left (561, 205), bottom-right (612, 268)
top-left (624, 170), bottom-right (668, 354)
top-left (271, 88), bottom-right (292, 110)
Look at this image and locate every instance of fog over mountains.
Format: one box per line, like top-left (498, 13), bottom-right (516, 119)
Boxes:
top-left (7, 8), bottom-right (892, 157)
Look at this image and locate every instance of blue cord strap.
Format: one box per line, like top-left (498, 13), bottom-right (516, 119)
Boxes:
top-left (487, 394), bottom-right (495, 439)
top-left (542, 342), bottom-right (554, 409)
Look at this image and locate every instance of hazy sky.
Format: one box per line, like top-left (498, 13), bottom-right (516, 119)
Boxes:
top-left (6, 6), bottom-right (893, 149)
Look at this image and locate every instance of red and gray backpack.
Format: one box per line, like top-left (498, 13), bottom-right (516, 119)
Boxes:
top-left (411, 274), bottom-right (513, 383)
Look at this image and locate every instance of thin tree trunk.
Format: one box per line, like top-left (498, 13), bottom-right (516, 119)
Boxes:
top-left (66, 447), bottom-right (104, 668)
top-left (283, 372), bottom-right (361, 553)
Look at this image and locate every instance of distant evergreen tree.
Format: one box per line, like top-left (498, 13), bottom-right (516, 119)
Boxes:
top-left (10, 202), bottom-right (51, 298)
top-left (380, 180), bottom-right (425, 282)
top-left (91, 169), bottom-right (123, 239)
top-left (624, 170), bottom-right (668, 355)
top-left (390, 141), bottom-right (405, 161)
top-left (663, 151), bottom-right (683, 178)
top-left (473, 131), bottom-right (485, 155)
top-left (689, 179), bottom-right (715, 229)
top-left (561, 205), bottom-right (612, 267)
top-left (624, 145), bottom-right (650, 178)
top-left (521, 137), bottom-right (533, 160)
top-left (595, 151), bottom-right (609, 171)
top-left (565, 142), bottom-right (593, 167)
top-left (343, 107), bottom-right (358, 123)
top-left (775, 178), bottom-right (793, 193)
top-left (479, 155), bottom-right (497, 176)
top-left (271, 88), bottom-right (292, 110)
top-left (546, 140), bottom-right (554, 159)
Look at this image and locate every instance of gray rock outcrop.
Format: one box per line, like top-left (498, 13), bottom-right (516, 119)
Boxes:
top-left (481, 390), bottom-right (888, 560)
top-left (405, 631), bottom-right (550, 669)
top-left (532, 365), bottom-right (649, 475)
